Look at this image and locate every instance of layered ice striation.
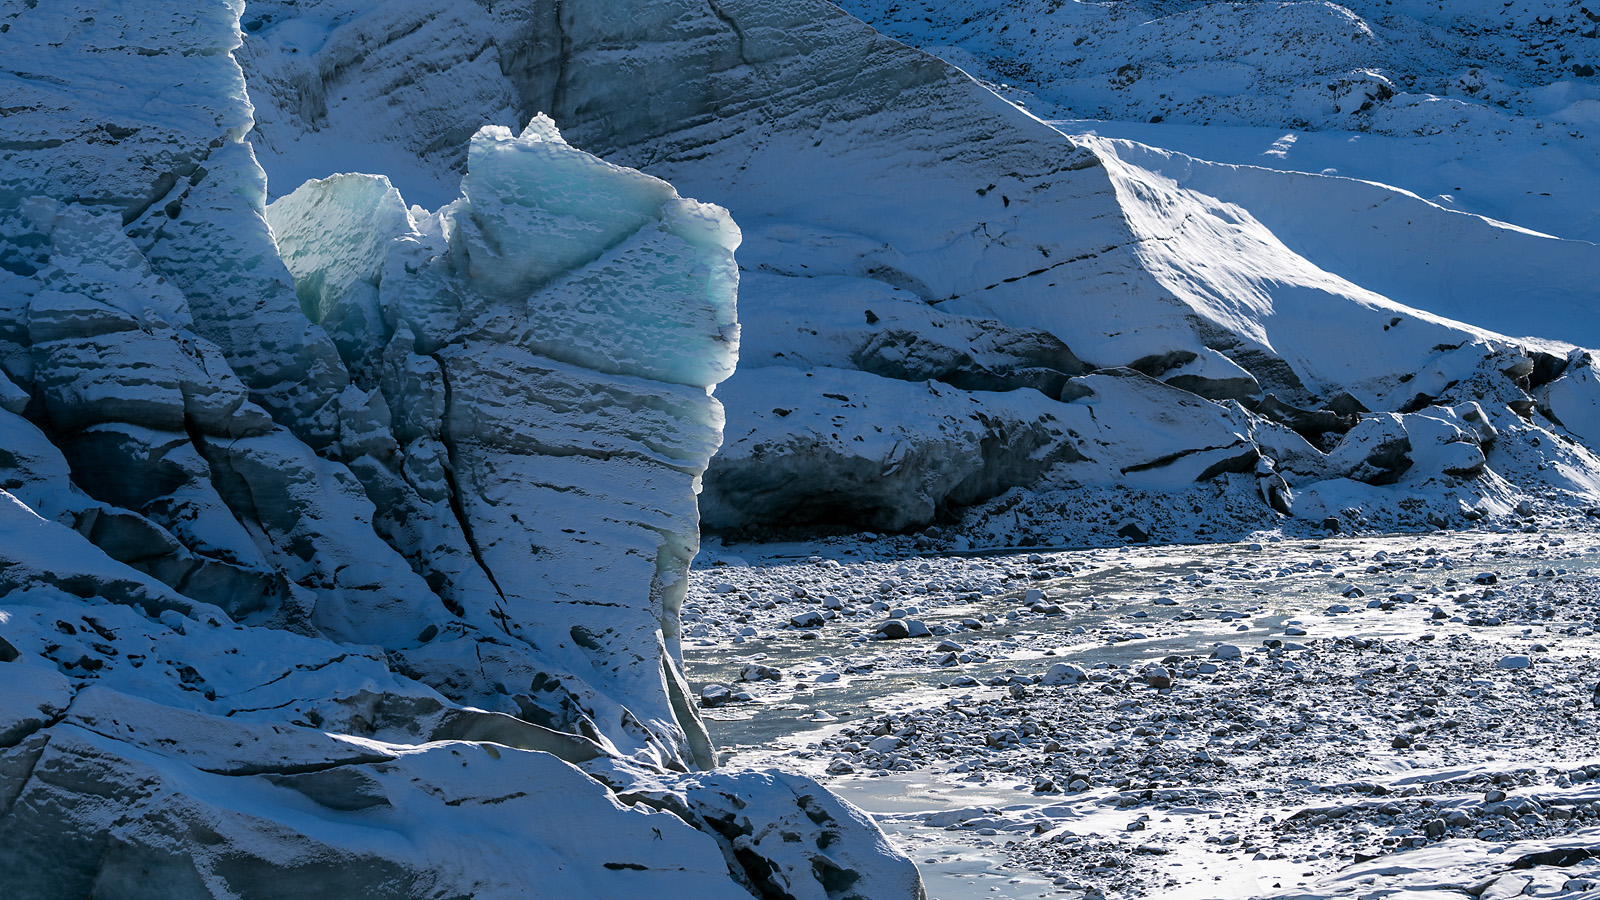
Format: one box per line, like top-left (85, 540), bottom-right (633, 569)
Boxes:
top-left (231, 0), bottom-right (1600, 537)
top-left (262, 117), bottom-right (740, 769)
top-left (0, 1), bottom-right (919, 896)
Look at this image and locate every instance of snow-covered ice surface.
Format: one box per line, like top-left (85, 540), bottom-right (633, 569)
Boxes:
top-left (687, 521), bottom-right (1600, 900)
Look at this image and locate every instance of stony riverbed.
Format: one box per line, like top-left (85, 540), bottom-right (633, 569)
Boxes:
top-left (686, 521), bottom-right (1600, 900)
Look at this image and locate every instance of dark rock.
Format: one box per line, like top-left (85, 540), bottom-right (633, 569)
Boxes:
top-left (790, 610), bottom-right (826, 629)
top-left (739, 664), bottom-right (782, 682)
top-left (875, 620), bottom-right (911, 640)
top-left (1117, 521), bottom-right (1150, 542)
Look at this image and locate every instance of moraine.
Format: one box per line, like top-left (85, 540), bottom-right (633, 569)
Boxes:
top-left (687, 523), bottom-right (1600, 900)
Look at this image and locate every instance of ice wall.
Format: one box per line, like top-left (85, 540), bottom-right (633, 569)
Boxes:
top-left (263, 118), bottom-right (740, 769)
top-left (0, 1), bottom-right (920, 896)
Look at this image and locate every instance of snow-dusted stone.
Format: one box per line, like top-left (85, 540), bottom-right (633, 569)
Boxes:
top-left (790, 610), bottom-right (827, 629)
top-left (1043, 663), bottom-right (1088, 685)
top-left (876, 619), bottom-right (913, 640)
top-left (869, 735), bottom-right (904, 753)
top-left (740, 663), bottom-right (783, 682)
top-left (1496, 655), bottom-right (1533, 670)
top-left (700, 684), bottom-right (735, 707)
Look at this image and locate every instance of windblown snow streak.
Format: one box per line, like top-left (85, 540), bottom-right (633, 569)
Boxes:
top-left (0, 2), bottom-right (921, 897)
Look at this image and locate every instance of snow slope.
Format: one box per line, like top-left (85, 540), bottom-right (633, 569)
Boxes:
top-left (836, 0), bottom-right (1600, 238)
top-left (0, 1), bottom-right (919, 896)
top-left (231, 0), bottom-right (1600, 537)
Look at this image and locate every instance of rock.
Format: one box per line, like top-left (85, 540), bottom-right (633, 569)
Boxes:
top-left (876, 620), bottom-right (911, 640)
top-left (1042, 663), bottom-right (1088, 684)
top-left (739, 664), bottom-right (782, 682)
top-left (1145, 665), bottom-right (1173, 689)
top-left (1117, 521), bottom-right (1151, 542)
top-left (1496, 655), bottom-right (1532, 669)
top-left (867, 735), bottom-right (903, 753)
top-left (1211, 644), bottom-right (1243, 661)
top-left (1392, 733), bottom-right (1414, 748)
top-left (790, 610), bottom-right (826, 629)
top-left (700, 684), bottom-right (734, 707)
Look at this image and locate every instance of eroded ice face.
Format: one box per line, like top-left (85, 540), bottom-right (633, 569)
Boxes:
top-left (264, 116), bottom-right (743, 769)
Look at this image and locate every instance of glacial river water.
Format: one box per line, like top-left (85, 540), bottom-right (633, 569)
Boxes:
top-left (684, 528), bottom-right (1600, 900)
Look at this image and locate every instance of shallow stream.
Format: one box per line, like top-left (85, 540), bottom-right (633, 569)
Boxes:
top-left (685, 529), bottom-right (1600, 900)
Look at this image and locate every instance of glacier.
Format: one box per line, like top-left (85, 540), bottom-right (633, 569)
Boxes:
top-left (5, 0), bottom-right (1600, 895)
top-left (0, 1), bottom-right (920, 897)
top-left (230, 0), bottom-right (1600, 540)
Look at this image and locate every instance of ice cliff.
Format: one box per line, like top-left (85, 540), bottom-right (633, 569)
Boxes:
top-left (228, 0), bottom-right (1600, 541)
top-left (0, 1), bottom-right (920, 897)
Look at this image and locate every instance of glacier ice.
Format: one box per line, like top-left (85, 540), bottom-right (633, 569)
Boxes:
top-left (263, 117), bottom-right (741, 768)
top-left (0, 1), bottom-right (920, 896)
top-left (229, 0), bottom-right (1600, 534)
